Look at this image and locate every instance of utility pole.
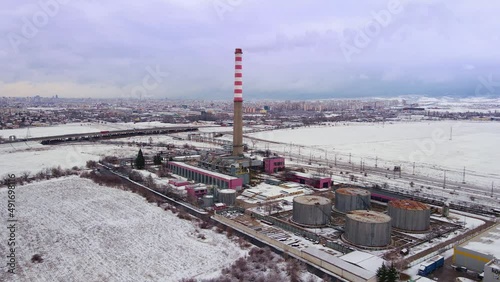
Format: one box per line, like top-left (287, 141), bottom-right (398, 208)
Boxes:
top-left (349, 153), bottom-right (351, 164)
top-left (375, 156), bottom-right (378, 168)
top-left (492, 182), bottom-right (494, 197)
top-left (443, 170), bottom-right (447, 189)
top-left (334, 154), bottom-right (337, 166)
top-left (462, 166), bottom-right (466, 184)
top-left (412, 162), bottom-right (415, 175)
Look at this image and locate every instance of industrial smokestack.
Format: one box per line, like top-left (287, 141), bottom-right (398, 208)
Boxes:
top-left (233, 48), bottom-right (243, 156)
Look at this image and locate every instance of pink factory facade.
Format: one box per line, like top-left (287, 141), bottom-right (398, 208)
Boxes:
top-left (168, 161), bottom-right (243, 190)
top-left (290, 172), bottom-right (331, 189)
top-left (264, 157), bottom-right (285, 174)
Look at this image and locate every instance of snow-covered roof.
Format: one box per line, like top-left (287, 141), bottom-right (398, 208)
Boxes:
top-left (339, 251), bottom-right (386, 273)
top-left (170, 162), bottom-right (239, 181)
top-left (460, 223), bottom-right (500, 258)
top-left (302, 248), bottom-right (375, 280)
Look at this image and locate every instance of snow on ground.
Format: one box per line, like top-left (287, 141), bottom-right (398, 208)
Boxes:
top-left (0, 177), bottom-right (246, 282)
top-left (403, 248), bottom-right (454, 279)
top-left (247, 121), bottom-right (500, 196)
top-left (0, 122), bottom-right (193, 139)
top-left (249, 121), bottom-right (500, 177)
top-left (0, 141), bottom-right (138, 176)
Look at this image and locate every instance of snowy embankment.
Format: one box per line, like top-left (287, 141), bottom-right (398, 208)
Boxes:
top-left (0, 177), bottom-right (245, 282)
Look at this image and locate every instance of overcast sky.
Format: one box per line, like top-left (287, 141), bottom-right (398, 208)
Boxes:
top-left (1, 0), bottom-right (500, 100)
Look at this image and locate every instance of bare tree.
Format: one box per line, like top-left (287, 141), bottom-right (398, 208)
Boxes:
top-left (22, 171), bottom-right (31, 183)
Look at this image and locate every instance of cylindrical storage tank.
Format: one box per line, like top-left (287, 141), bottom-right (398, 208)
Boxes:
top-left (292, 196), bottom-right (332, 227)
top-left (388, 199), bottom-right (430, 231)
top-left (218, 189), bottom-right (236, 206)
top-left (335, 188), bottom-right (371, 213)
top-left (345, 210), bottom-right (391, 247)
top-left (202, 195), bottom-right (214, 208)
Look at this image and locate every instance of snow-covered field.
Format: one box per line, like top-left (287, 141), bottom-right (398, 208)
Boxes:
top-left (248, 121), bottom-right (500, 187)
top-left (0, 177), bottom-right (246, 282)
top-left (0, 133), bottom-right (224, 177)
top-left (0, 142), bottom-right (138, 176)
top-left (250, 121), bottom-right (500, 175)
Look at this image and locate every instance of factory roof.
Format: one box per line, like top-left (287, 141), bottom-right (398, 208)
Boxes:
top-left (293, 195), bottom-right (331, 205)
top-left (347, 210), bottom-right (391, 223)
top-left (219, 189), bottom-right (236, 194)
top-left (388, 199), bottom-right (429, 210)
top-left (339, 251), bottom-right (386, 273)
top-left (293, 171), bottom-right (331, 180)
top-left (459, 223), bottom-right (500, 258)
top-left (302, 248), bottom-right (375, 280)
top-left (336, 187), bottom-right (370, 196)
top-left (169, 161), bottom-right (239, 181)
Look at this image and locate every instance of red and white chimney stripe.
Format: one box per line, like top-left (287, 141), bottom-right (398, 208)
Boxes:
top-left (234, 48), bottom-right (243, 102)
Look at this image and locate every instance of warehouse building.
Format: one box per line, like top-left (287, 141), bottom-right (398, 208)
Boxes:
top-left (483, 259), bottom-right (500, 282)
top-left (263, 156), bottom-right (285, 173)
top-left (453, 223), bottom-right (500, 275)
top-left (168, 161), bottom-right (243, 189)
top-left (288, 171), bottom-right (331, 189)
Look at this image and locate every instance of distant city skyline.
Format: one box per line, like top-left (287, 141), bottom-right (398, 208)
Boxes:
top-left (1, 0), bottom-right (500, 99)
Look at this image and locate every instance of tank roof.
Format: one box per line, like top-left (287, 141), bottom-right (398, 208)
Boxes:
top-left (347, 210), bottom-right (391, 223)
top-left (294, 195), bottom-right (331, 205)
top-left (388, 199), bottom-right (429, 210)
top-left (336, 188), bottom-right (370, 196)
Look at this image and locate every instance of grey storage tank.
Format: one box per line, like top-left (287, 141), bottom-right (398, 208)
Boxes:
top-left (218, 189), bottom-right (236, 206)
top-left (335, 187), bottom-right (371, 213)
top-left (345, 210), bottom-right (391, 247)
top-left (388, 199), bottom-right (430, 231)
top-left (202, 195), bottom-right (214, 208)
top-left (292, 195), bottom-right (332, 227)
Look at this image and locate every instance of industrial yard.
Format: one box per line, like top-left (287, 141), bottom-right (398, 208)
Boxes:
top-left (2, 46), bottom-right (500, 282)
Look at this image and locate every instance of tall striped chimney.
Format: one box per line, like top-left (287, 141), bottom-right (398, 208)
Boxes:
top-left (233, 48), bottom-right (244, 156)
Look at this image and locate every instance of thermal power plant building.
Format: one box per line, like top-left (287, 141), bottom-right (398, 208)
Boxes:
top-left (388, 199), bottom-right (430, 231)
top-left (344, 210), bottom-right (392, 247)
top-left (233, 48), bottom-right (244, 156)
top-left (335, 188), bottom-right (371, 213)
top-left (292, 195), bottom-right (332, 227)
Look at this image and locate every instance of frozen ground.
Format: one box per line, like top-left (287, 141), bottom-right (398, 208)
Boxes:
top-left (0, 177), bottom-right (246, 282)
top-left (248, 121), bottom-right (500, 188)
top-left (0, 141), bottom-right (138, 176)
top-left (0, 133), bottom-right (224, 177)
